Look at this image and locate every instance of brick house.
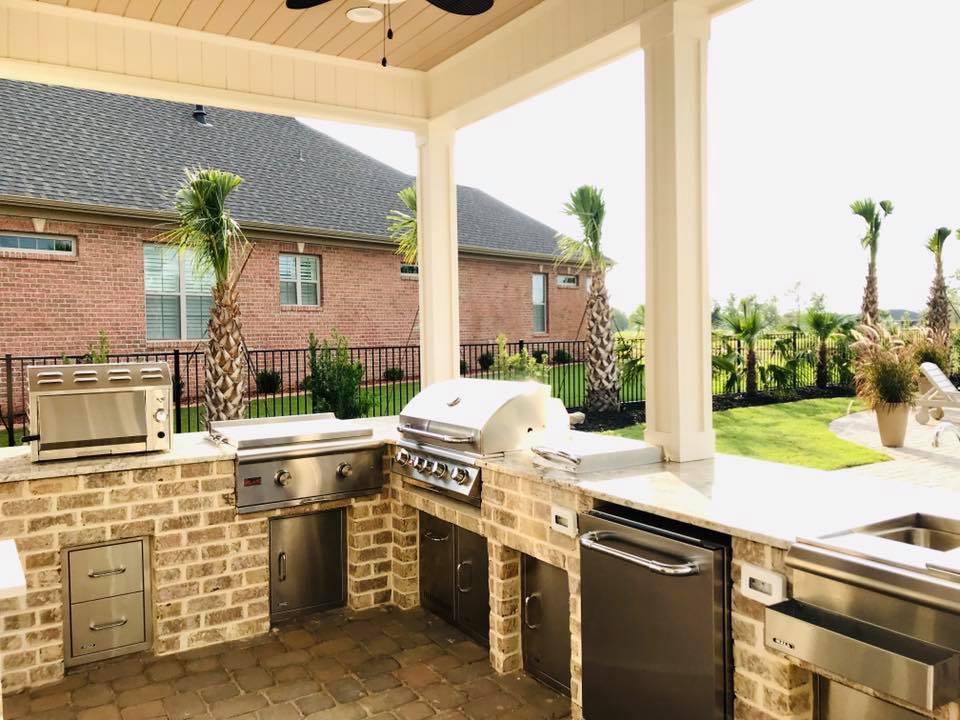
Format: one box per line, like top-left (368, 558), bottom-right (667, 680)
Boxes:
top-left (0, 80), bottom-right (587, 358)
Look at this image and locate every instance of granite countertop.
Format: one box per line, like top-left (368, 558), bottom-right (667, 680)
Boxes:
top-left (479, 451), bottom-right (953, 549)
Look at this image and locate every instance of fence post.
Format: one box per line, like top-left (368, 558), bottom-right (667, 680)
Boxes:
top-left (173, 349), bottom-right (182, 434)
top-left (518, 339), bottom-right (525, 353)
top-left (4, 354), bottom-right (13, 447)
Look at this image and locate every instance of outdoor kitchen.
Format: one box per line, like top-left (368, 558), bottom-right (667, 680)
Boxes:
top-left (0, 362), bottom-right (959, 719)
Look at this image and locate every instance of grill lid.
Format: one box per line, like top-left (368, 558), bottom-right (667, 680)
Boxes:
top-left (398, 378), bottom-right (566, 456)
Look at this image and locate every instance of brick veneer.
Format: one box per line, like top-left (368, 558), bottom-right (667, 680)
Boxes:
top-left (0, 213), bottom-right (587, 357)
top-left (0, 458), bottom-right (393, 700)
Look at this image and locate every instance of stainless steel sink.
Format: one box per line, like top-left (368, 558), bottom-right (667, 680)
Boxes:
top-left (853, 514), bottom-right (960, 552)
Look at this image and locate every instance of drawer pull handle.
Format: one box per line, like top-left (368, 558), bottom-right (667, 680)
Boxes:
top-left (422, 530), bottom-right (450, 543)
top-left (88, 565), bottom-right (126, 578)
top-left (89, 617), bottom-right (127, 632)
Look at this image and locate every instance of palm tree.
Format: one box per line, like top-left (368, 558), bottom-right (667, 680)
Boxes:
top-left (163, 168), bottom-right (251, 424)
top-left (926, 227), bottom-right (952, 339)
top-left (720, 300), bottom-right (768, 394)
top-left (805, 309), bottom-right (842, 389)
top-left (557, 185), bottom-right (618, 412)
top-left (850, 198), bottom-right (893, 324)
top-left (387, 186), bottom-right (417, 264)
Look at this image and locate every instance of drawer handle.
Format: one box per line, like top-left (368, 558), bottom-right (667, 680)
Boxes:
top-left (524, 592), bottom-right (542, 630)
top-left (456, 560), bottom-right (473, 593)
top-left (88, 565), bottom-right (126, 578)
top-left (278, 552), bottom-right (286, 582)
top-left (89, 617), bottom-right (127, 632)
top-left (423, 530), bottom-right (450, 543)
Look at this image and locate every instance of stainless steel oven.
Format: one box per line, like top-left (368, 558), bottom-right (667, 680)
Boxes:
top-left (27, 362), bottom-right (173, 461)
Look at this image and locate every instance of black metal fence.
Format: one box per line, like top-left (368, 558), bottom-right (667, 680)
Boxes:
top-left (1, 332), bottom-right (851, 445)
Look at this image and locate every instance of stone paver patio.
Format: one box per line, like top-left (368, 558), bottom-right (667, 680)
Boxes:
top-left (2, 606), bottom-right (569, 720)
top-left (832, 407), bottom-right (960, 489)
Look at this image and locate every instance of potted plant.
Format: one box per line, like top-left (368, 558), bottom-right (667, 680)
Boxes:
top-left (852, 324), bottom-right (918, 447)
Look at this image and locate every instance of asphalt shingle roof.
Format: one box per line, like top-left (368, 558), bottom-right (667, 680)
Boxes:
top-left (0, 80), bottom-right (561, 257)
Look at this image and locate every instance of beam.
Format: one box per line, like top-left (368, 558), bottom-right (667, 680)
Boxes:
top-left (641, 1), bottom-right (715, 461)
top-left (0, 0), bottom-right (428, 131)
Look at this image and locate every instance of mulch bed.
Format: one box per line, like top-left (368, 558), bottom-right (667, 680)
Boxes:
top-left (575, 386), bottom-right (855, 433)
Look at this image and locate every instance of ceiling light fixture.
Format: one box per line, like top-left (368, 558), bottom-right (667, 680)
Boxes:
top-left (345, 6), bottom-right (382, 23)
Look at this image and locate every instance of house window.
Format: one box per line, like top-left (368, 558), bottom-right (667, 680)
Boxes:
top-left (0, 232), bottom-right (75, 255)
top-left (557, 274), bottom-right (579, 288)
top-left (400, 263), bottom-right (419, 279)
top-left (279, 254), bottom-right (320, 306)
top-left (144, 244), bottom-right (214, 340)
top-left (532, 273), bottom-right (548, 333)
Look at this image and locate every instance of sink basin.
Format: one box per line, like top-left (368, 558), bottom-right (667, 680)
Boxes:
top-left (853, 514), bottom-right (960, 553)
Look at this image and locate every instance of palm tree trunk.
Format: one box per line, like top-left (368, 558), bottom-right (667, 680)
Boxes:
top-left (816, 339), bottom-right (828, 389)
top-left (204, 283), bottom-right (247, 424)
top-left (584, 268), bottom-right (619, 413)
top-left (746, 348), bottom-right (757, 395)
top-left (928, 256), bottom-right (950, 340)
top-left (861, 261), bottom-right (879, 325)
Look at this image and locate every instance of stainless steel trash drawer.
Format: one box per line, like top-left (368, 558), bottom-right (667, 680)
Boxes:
top-left (70, 593), bottom-right (146, 658)
top-left (68, 539), bottom-right (145, 603)
top-left (765, 599), bottom-right (960, 710)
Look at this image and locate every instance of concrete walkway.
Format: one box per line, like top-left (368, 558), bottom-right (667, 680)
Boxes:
top-left (831, 407), bottom-right (960, 490)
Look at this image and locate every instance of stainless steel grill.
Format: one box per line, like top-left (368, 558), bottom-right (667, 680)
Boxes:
top-left (209, 414), bottom-right (385, 514)
top-left (393, 379), bottom-right (568, 505)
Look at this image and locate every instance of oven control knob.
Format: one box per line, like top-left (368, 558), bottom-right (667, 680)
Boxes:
top-left (413, 456), bottom-right (427, 472)
top-left (337, 462), bottom-right (353, 479)
top-left (154, 409), bottom-right (168, 424)
top-left (431, 462), bottom-right (448, 479)
top-left (274, 469), bottom-right (292, 487)
top-left (394, 449), bottom-right (411, 467)
top-left (450, 467), bottom-right (469, 485)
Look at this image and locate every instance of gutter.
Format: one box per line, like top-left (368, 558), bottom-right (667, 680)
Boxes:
top-left (0, 195), bottom-right (563, 265)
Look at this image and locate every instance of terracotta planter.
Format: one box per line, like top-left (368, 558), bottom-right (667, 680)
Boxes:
top-left (875, 403), bottom-right (911, 447)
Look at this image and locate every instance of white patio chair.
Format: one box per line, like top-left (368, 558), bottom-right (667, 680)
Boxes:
top-left (915, 362), bottom-right (960, 424)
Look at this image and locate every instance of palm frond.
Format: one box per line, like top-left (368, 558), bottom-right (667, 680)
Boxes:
top-left (162, 168), bottom-right (246, 287)
top-left (878, 199), bottom-right (894, 216)
top-left (926, 226), bottom-right (951, 258)
top-left (720, 300), bottom-right (769, 347)
top-left (558, 185), bottom-right (607, 269)
top-left (805, 309), bottom-right (841, 340)
top-left (387, 186), bottom-right (418, 264)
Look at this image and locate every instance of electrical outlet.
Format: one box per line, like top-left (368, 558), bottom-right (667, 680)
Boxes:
top-left (550, 504), bottom-right (578, 538)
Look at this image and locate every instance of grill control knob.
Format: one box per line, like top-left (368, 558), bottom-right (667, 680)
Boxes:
top-left (394, 449), bottom-right (411, 466)
top-left (154, 409), bottom-right (168, 424)
top-left (450, 467), bottom-right (469, 485)
top-left (337, 462), bottom-right (353, 479)
top-left (414, 456), bottom-right (427, 473)
top-left (431, 462), bottom-right (448, 479)
top-left (274, 469), bottom-right (292, 487)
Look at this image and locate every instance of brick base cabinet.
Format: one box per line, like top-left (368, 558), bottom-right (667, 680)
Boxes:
top-left (4, 447), bottom-right (952, 720)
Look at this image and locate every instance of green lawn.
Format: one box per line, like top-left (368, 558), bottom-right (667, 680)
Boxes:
top-left (609, 397), bottom-right (889, 471)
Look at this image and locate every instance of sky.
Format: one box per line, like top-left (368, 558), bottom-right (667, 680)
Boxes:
top-left (302, 0), bottom-right (960, 317)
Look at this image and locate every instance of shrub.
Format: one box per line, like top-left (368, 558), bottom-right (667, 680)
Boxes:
top-left (913, 333), bottom-right (950, 371)
top-left (531, 349), bottom-right (549, 363)
top-left (305, 331), bottom-right (372, 419)
top-left (83, 331), bottom-right (110, 364)
top-left (852, 324), bottom-right (918, 409)
top-left (383, 367), bottom-right (404, 382)
top-left (477, 352), bottom-right (495, 371)
top-left (255, 370), bottom-right (283, 394)
top-left (493, 334), bottom-right (551, 383)
top-left (552, 348), bottom-right (572, 364)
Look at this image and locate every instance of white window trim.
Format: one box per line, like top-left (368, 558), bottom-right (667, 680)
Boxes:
top-left (557, 274), bottom-right (579, 288)
top-left (279, 253), bottom-right (320, 306)
top-left (144, 244), bottom-right (211, 341)
top-left (532, 272), bottom-right (548, 333)
top-left (0, 231), bottom-right (76, 256)
top-left (400, 263), bottom-right (419, 280)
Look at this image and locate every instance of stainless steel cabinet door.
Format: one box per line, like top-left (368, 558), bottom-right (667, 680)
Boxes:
top-left (419, 513), bottom-right (455, 621)
top-left (269, 510), bottom-right (346, 621)
top-left (581, 512), bottom-right (729, 719)
top-left (522, 555), bottom-right (571, 694)
top-left (455, 526), bottom-right (489, 647)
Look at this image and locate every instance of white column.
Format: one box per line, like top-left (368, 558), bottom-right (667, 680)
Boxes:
top-left (416, 122), bottom-right (461, 386)
top-left (641, 1), bottom-right (714, 462)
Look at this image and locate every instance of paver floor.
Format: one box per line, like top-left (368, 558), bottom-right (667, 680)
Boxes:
top-left (2, 606), bottom-right (570, 720)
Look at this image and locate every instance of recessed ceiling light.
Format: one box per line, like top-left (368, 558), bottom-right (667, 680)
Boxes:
top-left (369, 0), bottom-right (407, 4)
top-left (346, 6), bottom-right (382, 22)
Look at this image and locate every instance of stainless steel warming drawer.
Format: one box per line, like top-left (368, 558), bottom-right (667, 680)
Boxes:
top-left (64, 538), bottom-right (151, 667)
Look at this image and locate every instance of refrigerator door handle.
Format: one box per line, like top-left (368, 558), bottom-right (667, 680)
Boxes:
top-left (278, 551), bottom-right (287, 582)
top-left (580, 531), bottom-right (700, 577)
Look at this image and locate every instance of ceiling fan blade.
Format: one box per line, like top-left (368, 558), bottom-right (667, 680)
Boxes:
top-left (425, 0), bottom-right (494, 15)
top-left (286, 0), bottom-right (333, 9)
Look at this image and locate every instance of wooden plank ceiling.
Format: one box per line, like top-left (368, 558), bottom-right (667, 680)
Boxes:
top-left (34, 0), bottom-right (543, 70)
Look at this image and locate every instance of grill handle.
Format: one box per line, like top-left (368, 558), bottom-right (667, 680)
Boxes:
top-left (397, 425), bottom-right (475, 444)
top-left (531, 446), bottom-right (582, 466)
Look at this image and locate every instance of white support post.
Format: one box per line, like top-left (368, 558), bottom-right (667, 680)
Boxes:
top-left (641, 1), bottom-right (715, 462)
top-left (416, 122), bottom-right (461, 386)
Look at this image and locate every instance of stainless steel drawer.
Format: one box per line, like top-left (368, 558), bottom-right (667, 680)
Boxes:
top-left (68, 539), bottom-right (144, 603)
top-left (70, 593), bottom-right (146, 658)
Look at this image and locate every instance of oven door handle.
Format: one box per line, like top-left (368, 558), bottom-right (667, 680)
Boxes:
top-left (580, 531), bottom-right (700, 577)
top-left (397, 425), bottom-right (475, 444)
